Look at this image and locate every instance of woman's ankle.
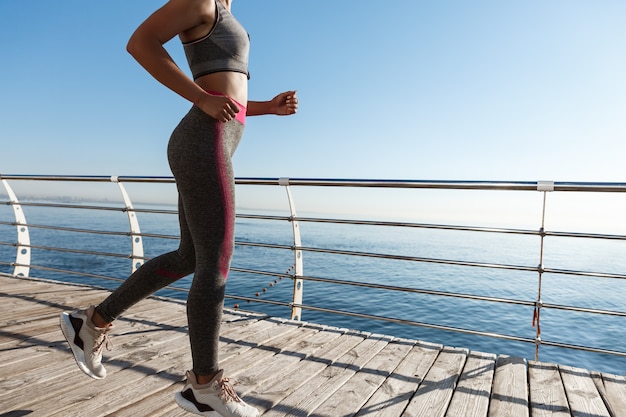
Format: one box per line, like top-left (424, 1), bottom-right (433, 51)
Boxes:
top-left (90, 308), bottom-right (111, 328)
top-left (196, 370), bottom-right (220, 385)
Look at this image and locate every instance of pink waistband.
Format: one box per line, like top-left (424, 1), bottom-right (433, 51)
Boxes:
top-left (205, 90), bottom-right (247, 125)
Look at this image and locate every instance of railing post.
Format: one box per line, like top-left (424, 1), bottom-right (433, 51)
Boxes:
top-left (534, 181), bottom-right (554, 360)
top-left (1, 179), bottom-right (31, 277)
top-left (111, 176), bottom-right (144, 273)
top-left (279, 177), bottom-right (304, 321)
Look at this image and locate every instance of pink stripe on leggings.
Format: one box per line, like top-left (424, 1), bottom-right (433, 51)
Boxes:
top-left (204, 90), bottom-right (247, 125)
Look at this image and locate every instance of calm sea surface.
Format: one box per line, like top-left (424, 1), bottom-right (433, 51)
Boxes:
top-left (1, 203), bottom-right (625, 375)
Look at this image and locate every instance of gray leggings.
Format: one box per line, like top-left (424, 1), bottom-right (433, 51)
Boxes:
top-left (96, 105), bottom-right (244, 375)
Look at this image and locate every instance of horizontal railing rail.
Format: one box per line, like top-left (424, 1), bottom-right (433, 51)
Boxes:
top-left (3, 173), bottom-right (626, 191)
top-left (1, 174), bottom-right (625, 368)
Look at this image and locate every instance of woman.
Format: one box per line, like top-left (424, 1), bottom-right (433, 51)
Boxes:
top-left (59, 0), bottom-right (298, 416)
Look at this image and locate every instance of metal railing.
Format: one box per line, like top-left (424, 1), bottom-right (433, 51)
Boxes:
top-left (1, 174), bottom-right (625, 366)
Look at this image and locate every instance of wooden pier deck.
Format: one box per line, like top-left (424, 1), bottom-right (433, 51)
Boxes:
top-left (1, 274), bottom-right (625, 417)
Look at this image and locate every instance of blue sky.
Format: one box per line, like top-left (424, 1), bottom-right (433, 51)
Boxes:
top-left (1, 0), bottom-right (625, 182)
top-left (1, 1), bottom-right (626, 228)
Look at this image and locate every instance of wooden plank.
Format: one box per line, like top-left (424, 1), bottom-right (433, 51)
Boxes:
top-left (0, 296), bottom-right (250, 414)
top-left (102, 316), bottom-right (319, 411)
top-left (1, 295), bottom-right (102, 326)
top-left (0, 277), bottom-right (45, 293)
top-left (218, 313), bottom-right (269, 342)
top-left (233, 325), bottom-right (349, 412)
top-left (219, 318), bottom-right (303, 366)
top-left (264, 335), bottom-right (392, 417)
top-left (0, 316), bottom-right (191, 412)
top-left (1, 299), bottom-right (191, 404)
top-left (0, 343), bottom-right (59, 381)
top-left (355, 340), bottom-right (443, 417)
top-left (236, 324), bottom-right (347, 390)
top-left (112, 298), bottom-right (188, 324)
top-left (488, 355), bottom-right (528, 417)
top-left (559, 365), bottom-right (610, 417)
top-left (224, 324), bottom-right (325, 377)
top-left (311, 338), bottom-right (414, 416)
top-left (48, 345), bottom-right (190, 417)
top-left (0, 276), bottom-right (72, 294)
top-left (156, 405), bottom-right (190, 417)
top-left (445, 351), bottom-right (496, 417)
top-left (592, 372), bottom-right (626, 417)
top-left (220, 316), bottom-right (290, 345)
top-left (0, 316), bottom-right (60, 346)
top-left (528, 361), bottom-right (570, 417)
top-left (402, 346), bottom-right (468, 417)
top-left (0, 321), bottom-right (62, 352)
top-left (246, 330), bottom-right (368, 414)
top-left (62, 311), bottom-right (269, 417)
top-left (229, 323), bottom-right (345, 388)
top-left (1, 289), bottom-right (110, 323)
top-left (104, 380), bottom-right (182, 417)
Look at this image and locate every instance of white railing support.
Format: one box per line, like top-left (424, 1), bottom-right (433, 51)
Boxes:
top-left (111, 176), bottom-right (144, 273)
top-left (1, 179), bottom-right (31, 277)
top-left (533, 182), bottom-right (553, 360)
top-left (280, 177), bottom-right (304, 320)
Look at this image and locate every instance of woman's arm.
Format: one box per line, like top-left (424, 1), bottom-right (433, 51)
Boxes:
top-left (127, 0), bottom-right (240, 121)
top-left (247, 91), bottom-right (298, 116)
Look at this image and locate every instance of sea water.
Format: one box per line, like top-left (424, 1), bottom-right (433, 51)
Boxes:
top-left (1, 203), bottom-right (625, 375)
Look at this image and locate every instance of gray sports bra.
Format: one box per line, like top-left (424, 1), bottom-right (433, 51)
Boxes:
top-left (182, 1), bottom-right (250, 80)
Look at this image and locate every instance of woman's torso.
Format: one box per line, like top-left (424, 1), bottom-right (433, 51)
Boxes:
top-left (179, 0), bottom-right (249, 105)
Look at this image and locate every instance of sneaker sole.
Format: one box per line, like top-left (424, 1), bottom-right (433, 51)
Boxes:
top-left (59, 312), bottom-right (105, 380)
top-left (174, 392), bottom-right (220, 417)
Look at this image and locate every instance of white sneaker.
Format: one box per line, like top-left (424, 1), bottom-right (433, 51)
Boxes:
top-left (175, 370), bottom-right (259, 417)
top-left (59, 305), bottom-right (112, 379)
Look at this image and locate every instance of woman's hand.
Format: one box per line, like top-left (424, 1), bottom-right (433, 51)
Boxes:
top-left (270, 91), bottom-right (298, 116)
top-left (246, 91), bottom-right (299, 117)
top-left (195, 93), bottom-right (240, 122)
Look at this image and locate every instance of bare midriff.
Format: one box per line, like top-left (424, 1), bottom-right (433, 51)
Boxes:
top-left (195, 72), bottom-right (248, 106)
